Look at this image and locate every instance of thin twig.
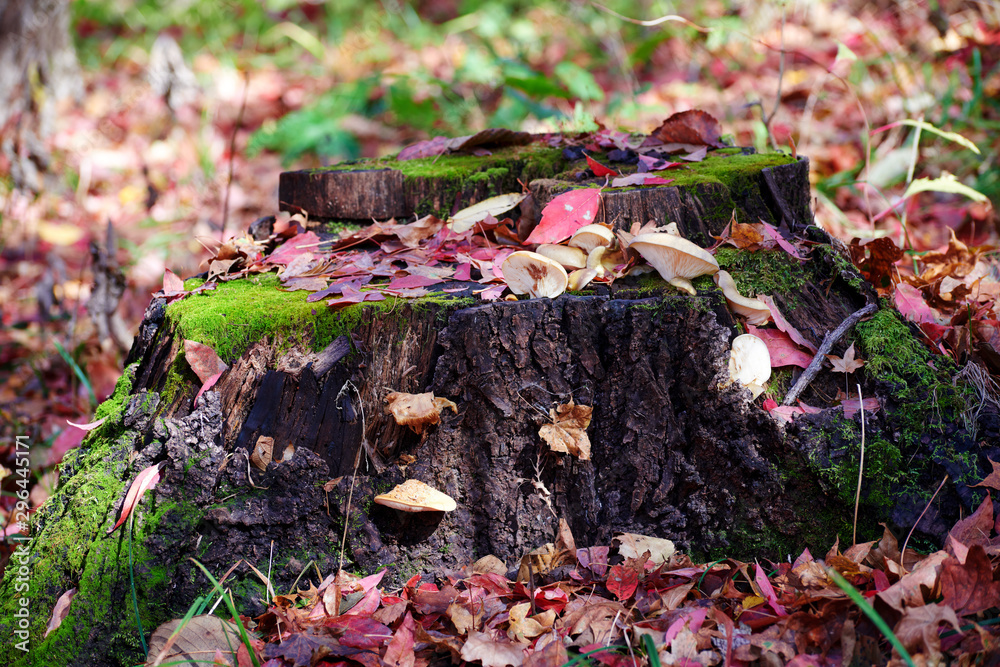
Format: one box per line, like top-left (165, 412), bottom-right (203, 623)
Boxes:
top-left (221, 70), bottom-right (250, 239)
top-left (852, 383), bottom-right (865, 545)
top-left (337, 380), bottom-right (366, 573)
top-left (762, 4), bottom-right (787, 149)
top-left (900, 474), bottom-right (949, 573)
top-left (782, 303), bottom-right (877, 405)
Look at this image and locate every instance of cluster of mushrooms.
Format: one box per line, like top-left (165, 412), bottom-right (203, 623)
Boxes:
top-left (502, 222), bottom-right (775, 399)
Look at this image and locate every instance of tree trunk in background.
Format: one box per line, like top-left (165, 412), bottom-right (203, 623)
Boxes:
top-left (1, 0), bottom-right (80, 190)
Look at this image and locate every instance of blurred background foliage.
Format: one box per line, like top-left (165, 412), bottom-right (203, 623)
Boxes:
top-left (68, 0), bottom-right (1000, 211)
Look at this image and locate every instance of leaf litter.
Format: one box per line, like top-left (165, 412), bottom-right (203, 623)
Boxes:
top-left (199, 477), bottom-right (1000, 666)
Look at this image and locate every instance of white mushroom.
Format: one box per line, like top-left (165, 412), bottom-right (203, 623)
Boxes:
top-left (728, 334), bottom-right (771, 399)
top-left (568, 224), bottom-right (615, 254)
top-left (373, 479), bottom-right (457, 512)
top-left (586, 245), bottom-right (607, 277)
top-left (502, 251), bottom-right (569, 299)
top-left (714, 271), bottom-right (771, 326)
top-left (568, 268), bottom-right (599, 291)
top-left (628, 233), bottom-right (720, 295)
top-left (535, 244), bottom-right (588, 270)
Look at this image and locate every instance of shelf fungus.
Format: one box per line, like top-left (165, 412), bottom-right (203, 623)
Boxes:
top-left (385, 391), bottom-right (458, 435)
top-left (714, 270), bottom-right (771, 325)
top-left (728, 334), bottom-right (771, 399)
top-left (502, 251), bottom-right (568, 298)
top-left (628, 232), bottom-right (719, 295)
top-left (373, 479), bottom-right (457, 513)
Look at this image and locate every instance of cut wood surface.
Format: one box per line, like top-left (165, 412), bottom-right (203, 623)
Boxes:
top-left (280, 146), bottom-right (812, 244)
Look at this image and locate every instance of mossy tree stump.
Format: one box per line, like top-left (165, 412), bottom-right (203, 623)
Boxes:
top-left (2, 146), bottom-right (995, 667)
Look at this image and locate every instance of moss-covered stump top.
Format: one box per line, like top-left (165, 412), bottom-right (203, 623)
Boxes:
top-left (279, 139), bottom-right (811, 245)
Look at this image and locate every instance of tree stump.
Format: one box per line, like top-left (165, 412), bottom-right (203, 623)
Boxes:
top-left (2, 146), bottom-right (995, 667)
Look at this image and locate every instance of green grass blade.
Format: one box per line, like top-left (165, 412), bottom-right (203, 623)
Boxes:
top-left (188, 559), bottom-right (262, 667)
top-left (827, 567), bottom-right (915, 667)
top-left (53, 340), bottom-right (97, 407)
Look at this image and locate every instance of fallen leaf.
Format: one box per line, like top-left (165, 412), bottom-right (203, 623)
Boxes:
top-left (606, 563), bottom-right (640, 601)
top-left (940, 545), bottom-right (1000, 616)
top-left (538, 400), bottom-right (593, 460)
top-left (251, 436), bottom-right (274, 471)
top-left (649, 110), bottom-right (725, 147)
top-left (972, 458), bottom-right (1000, 492)
top-left (44, 588), bottom-right (76, 638)
top-left (894, 283), bottom-right (939, 324)
top-left (840, 397), bottom-right (879, 418)
top-left (891, 603), bottom-right (961, 665)
top-left (460, 630), bottom-right (525, 667)
top-left (747, 326), bottom-right (813, 369)
top-left (108, 461), bottom-right (166, 534)
top-left (146, 615), bottom-right (243, 667)
top-left (758, 296), bottom-right (817, 353)
top-left (67, 416), bottom-right (108, 431)
top-left (614, 533), bottom-right (675, 564)
top-left (448, 193), bottom-right (527, 234)
top-left (610, 173), bottom-right (673, 187)
top-left (848, 236), bottom-right (903, 290)
top-left (826, 343), bottom-right (865, 374)
top-left (183, 340), bottom-right (229, 384)
top-left (760, 222), bottom-right (808, 260)
top-left (525, 189), bottom-right (603, 245)
top-left (383, 612), bottom-right (416, 667)
top-left (585, 154), bottom-right (618, 177)
top-left (508, 603), bottom-right (546, 643)
top-left (385, 391), bottom-right (458, 434)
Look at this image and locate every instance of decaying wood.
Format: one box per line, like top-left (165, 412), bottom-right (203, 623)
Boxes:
top-left (783, 303), bottom-right (878, 406)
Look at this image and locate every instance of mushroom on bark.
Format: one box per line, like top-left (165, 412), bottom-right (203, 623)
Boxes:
top-left (373, 479), bottom-right (457, 512)
top-left (728, 334), bottom-right (771, 399)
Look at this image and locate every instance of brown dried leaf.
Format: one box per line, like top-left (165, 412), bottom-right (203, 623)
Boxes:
top-left (892, 603), bottom-right (961, 664)
top-left (251, 436), bottom-right (274, 471)
top-left (44, 588), bottom-right (76, 638)
top-left (826, 343), bottom-right (865, 374)
top-left (649, 110), bottom-right (725, 148)
top-left (460, 630), bottom-right (525, 667)
top-left (539, 401), bottom-right (593, 460)
top-left (940, 545), bottom-right (1000, 616)
top-left (848, 236), bottom-right (904, 291)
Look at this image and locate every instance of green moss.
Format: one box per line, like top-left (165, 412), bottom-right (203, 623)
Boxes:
top-left (856, 307), bottom-right (972, 450)
top-left (713, 247), bottom-right (809, 296)
top-left (816, 243), bottom-right (866, 292)
top-left (169, 274), bottom-right (405, 363)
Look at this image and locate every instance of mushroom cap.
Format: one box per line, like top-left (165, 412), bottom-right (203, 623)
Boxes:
top-left (714, 271), bottom-right (771, 326)
top-left (629, 233), bottom-right (719, 293)
top-left (568, 224), bottom-right (615, 254)
top-left (729, 334), bottom-right (771, 398)
top-left (502, 251), bottom-right (568, 298)
top-left (535, 244), bottom-right (588, 270)
top-left (568, 267), bottom-right (599, 291)
top-left (374, 479), bottom-right (457, 512)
